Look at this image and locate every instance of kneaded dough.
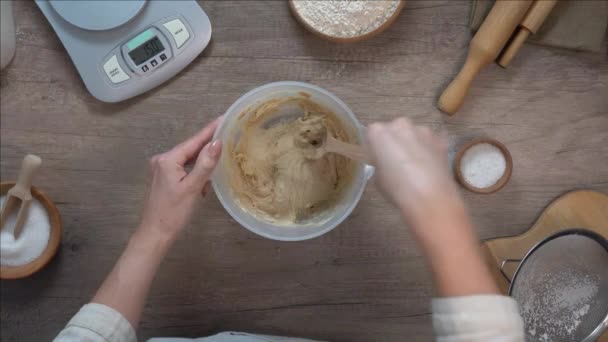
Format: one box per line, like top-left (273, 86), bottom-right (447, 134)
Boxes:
top-left (228, 94), bottom-right (355, 223)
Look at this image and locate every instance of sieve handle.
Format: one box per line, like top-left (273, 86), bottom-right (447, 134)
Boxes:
top-left (499, 258), bottom-right (521, 283)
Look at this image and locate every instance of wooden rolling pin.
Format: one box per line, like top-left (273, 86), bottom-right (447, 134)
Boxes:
top-left (437, 0), bottom-right (533, 115)
top-left (498, 0), bottom-right (558, 67)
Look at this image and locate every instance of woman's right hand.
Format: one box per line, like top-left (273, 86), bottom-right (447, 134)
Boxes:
top-left (367, 118), bottom-right (501, 297)
top-left (366, 118), bottom-right (463, 231)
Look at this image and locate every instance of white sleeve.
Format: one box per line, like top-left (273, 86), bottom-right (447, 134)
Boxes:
top-left (54, 303), bottom-right (137, 342)
top-left (432, 295), bottom-right (525, 342)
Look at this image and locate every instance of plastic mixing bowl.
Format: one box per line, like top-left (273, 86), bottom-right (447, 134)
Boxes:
top-left (212, 81), bottom-right (374, 241)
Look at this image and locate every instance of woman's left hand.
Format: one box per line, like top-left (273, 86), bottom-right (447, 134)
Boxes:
top-left (139, 116), bottom-right (223, 241)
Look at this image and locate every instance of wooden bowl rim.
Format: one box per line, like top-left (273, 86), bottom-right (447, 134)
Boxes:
top-left (0, 182), bottom-right (62, 279)
top-left (288, 0), bottom-right (406, 43)
top-left (453, 138), bottom-right (513, 194)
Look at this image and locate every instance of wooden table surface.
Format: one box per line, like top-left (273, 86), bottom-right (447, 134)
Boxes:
top-left (1, 1), bottom-right (607, 341)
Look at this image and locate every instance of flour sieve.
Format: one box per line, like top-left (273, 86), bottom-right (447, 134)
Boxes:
top-left (500, 229), bottom-right (608, 342)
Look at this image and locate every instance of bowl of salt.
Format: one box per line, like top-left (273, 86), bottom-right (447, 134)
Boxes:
top-left (454, 138), bottom-right (513, 194)
top-left (0, 182), bottom-right (61, 279)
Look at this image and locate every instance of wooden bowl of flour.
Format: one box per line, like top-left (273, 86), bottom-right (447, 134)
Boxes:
top-left (0, 182), bottom-right (62, 279)
top-left (289, 0), bottom-right (406, 43)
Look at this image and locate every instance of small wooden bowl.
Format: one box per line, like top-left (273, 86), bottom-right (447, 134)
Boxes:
top-left (0, 182), bottom-right (62, 279)
top-left (289, 0), bottom-right (406, 43)
top-left (454, 138), bottom-right (513, 194)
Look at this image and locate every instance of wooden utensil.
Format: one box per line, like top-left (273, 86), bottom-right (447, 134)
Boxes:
top-left (437, 0), bottom-right (532, 115)
top-left (321, 135), bottom-right (371, 165)
top-left (498, 0), bottom-right (558, 67)
top-left (0, 182), bottom-right (62, 280)
top-left (453, 138), bottom-right (513, 194)
top-left (0, 154), bottom-right (42, 239)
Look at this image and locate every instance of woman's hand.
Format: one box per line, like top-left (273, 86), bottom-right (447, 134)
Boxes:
top-left (367, 118), bottom-right (499, 296)
top-left (88, 117), bottom-right (224, 329)
top-left (367, 117), bottom-right (462, 231)
top-left (139, 116), bottom-right (223, 242)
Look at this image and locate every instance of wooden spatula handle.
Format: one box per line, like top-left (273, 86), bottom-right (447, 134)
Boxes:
top-left (326, 136), bottom-right (371, 165)
top-left (12, 154), bottom-right (42, 200)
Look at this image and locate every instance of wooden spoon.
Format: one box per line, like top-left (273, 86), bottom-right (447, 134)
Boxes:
top-left (294, 122), bottom-right (371, 164)
top-left (318, 133), bottom-right (371, 165)
top-left (0, 154), bottom-right (42, 239)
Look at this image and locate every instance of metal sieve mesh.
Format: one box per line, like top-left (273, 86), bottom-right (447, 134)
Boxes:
top-left (510, 230), bottom-right (608, 342)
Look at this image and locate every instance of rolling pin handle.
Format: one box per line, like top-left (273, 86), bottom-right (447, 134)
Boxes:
top-left (498, 28), bottom-right (531, 68)
top-left (437, 57), bottom-right (482, 115)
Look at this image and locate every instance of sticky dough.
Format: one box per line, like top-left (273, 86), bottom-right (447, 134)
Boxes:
top-left (228, 95), bottom-right (355, 223)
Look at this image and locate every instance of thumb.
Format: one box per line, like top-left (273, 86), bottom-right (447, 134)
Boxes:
top-left (186, 140), bottom-right (222, 189)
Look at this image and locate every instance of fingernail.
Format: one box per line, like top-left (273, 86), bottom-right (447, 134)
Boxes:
top-left (208, 140), bottom-right (222, 157)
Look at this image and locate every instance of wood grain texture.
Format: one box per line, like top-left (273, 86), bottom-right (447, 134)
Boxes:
top-left (0, 1), bottom-right (607, 341)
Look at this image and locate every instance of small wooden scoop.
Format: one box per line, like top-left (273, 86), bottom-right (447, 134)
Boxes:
top-left (0, 154), bottom-right (42, 239)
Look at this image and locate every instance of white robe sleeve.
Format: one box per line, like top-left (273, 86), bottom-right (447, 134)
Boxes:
top-left (432, 295), bottom-right (525, 342)
top-left (54, 303), bottom-right (137, 342)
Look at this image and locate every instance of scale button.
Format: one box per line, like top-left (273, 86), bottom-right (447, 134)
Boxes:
top-left (103, 55), bottom-right (130, 84)
top-left (142, 65), bottom-right (149, 72)
top-left (151, 59), bottom-right (158, 67)
top-left (160, 53), bottom-right (167, 61)
top-left (163, 19), bottom-right (190, 48)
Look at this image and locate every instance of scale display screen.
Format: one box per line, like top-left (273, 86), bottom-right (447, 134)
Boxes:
top-left (128, 36), bottom-right (165, 65)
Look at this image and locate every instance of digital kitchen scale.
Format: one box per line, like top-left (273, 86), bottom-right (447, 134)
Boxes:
top-left (35, 0), bottom-right (211, 103)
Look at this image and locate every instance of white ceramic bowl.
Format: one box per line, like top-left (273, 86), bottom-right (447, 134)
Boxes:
top-left (212, 81), bottom-right (373, 241)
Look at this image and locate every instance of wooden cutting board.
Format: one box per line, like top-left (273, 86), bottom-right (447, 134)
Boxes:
top-left (481, 189), bottom-right (608, 341)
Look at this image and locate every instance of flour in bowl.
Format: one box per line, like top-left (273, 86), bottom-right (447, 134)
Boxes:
top-left (292, 0), bottom-right (401, 38)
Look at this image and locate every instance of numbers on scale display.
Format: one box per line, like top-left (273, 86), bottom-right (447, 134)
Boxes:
top-left (129, 36), bottom-right (165, 66)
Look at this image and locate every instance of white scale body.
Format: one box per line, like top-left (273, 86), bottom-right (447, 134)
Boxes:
top-left (35, 0), bottom-right (211, 103)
